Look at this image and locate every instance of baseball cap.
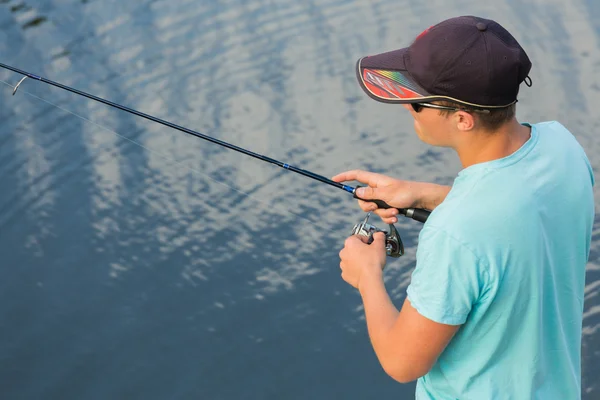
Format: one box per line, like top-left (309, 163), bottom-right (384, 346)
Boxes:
top-left (356, 16), bottom-right (532, 109)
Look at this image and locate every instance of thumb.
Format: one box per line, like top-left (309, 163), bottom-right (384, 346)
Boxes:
top-left (355, 186), bottom-right (379, 200)
top-left (371, 232), bottom-right (387, 249)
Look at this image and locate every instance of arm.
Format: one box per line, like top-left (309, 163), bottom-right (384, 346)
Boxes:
top-left (340, 227), bottom-right (482, 383)
top-left (414, 182), bottom-right (451, 211)
top-left (358, 270), bottom-right (460, 383)
top-left (339, 232), bottom-right (463, 383)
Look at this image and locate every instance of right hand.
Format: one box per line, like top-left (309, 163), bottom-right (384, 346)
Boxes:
top-left (332, 170), bottom-right (424, 224)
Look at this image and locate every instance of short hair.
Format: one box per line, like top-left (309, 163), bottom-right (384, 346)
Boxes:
top-left (435, 101), bottom-right (516, 132)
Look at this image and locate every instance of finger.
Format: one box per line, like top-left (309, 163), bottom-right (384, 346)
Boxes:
top-left (372, 231), bottom-right (386, 241)
top-left (344, 236), bottom-right (353, 247)
top-left (380, 216), bottom-right (399, 224)
top-left (373, 208), bottom-right (399, 219)
top-left (331, 170), bottom-right (356, 183)
top-left (331, 169), bottom-right (363, 183)
top-left (373, 207), bottom-right (399, 224)
top-left (358, 193), bottom-right (399, 213)
top-left (344, 235), bottom-right (361, 248)
top-left (355, 234), bottom-right (371, 244)
top-left (354, 185), bottom-right (379, 200)
top-left (332, 170), bottom-right (387, 187)
top-left (371, 232), bottom-right (387, 250)
top-left (357, 199), bottom-right (378, 212)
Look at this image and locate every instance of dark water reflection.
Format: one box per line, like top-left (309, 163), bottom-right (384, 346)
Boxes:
top-left (0, 0), bottom-right (599, 398)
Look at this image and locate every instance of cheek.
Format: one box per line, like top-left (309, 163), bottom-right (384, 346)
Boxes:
top-left (413, 118), bottom-right (426, 138)
top-left (412, 115), bottom-right (441, 144)
top-left (413, 118), bottom-right (421, 133)
top-left (413, 121), bottom-right (430, 142)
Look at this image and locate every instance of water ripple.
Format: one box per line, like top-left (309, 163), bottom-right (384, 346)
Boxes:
top-left (0, 0), bottom-right (599, 398)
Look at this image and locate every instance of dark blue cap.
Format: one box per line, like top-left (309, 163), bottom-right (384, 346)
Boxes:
top-left (356, 16), bottom-right (532, 109)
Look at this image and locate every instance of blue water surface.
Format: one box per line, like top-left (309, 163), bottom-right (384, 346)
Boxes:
top-left (0, 1), bottom-right (599, 398)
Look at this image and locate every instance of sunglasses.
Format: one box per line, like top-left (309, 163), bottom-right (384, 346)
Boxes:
top-left (411, 102), bottom-right (491, 114)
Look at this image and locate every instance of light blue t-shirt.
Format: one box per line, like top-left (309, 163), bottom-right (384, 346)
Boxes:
top-left (406, 121), bottom-right (595, 399)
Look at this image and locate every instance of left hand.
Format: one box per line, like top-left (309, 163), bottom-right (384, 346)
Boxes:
top-left (339, 232), bottom-right (387, 290)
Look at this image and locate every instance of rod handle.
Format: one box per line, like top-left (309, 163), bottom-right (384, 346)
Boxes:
top-left (400, 208), bottom-right (431, 223)
top-left (353, 185), bottom-right (431, 223)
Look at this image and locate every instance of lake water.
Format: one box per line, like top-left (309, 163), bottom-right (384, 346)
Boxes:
top-left (0, 0), bottom-right (599, 398)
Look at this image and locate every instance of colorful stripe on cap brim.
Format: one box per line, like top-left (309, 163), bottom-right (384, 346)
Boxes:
top-left (356, 57), bottom-right (430, 104)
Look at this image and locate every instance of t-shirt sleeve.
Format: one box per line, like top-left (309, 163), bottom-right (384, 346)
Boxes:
top-left (406, 226), bottom-right (487, 325)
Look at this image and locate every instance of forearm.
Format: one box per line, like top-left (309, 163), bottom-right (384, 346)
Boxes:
top-left (358, 272), bottom-right (400, 373)
top-left (418, 183), bottom-right (451, 210)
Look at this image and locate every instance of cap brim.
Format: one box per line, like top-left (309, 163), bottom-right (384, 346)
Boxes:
top-left (356, 49), bottom-right (432, 104)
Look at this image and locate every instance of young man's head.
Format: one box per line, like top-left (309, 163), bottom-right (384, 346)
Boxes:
top-left (403, 100), bottom-right (517, 147)
top-left (355, 16), bottom-right (531, 144)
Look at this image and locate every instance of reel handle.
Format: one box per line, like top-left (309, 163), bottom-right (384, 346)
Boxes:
top-left (350, 213), bottom-right (404, 257)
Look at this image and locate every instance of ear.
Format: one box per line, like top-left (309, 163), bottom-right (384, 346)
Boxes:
top-left (454, 111), bottom-right (475, 131)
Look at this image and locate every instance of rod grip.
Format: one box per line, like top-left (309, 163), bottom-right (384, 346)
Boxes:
top-left (353, 185), bottom-right (431, 223)
top-left (405, 208), bottom-right (430, 223)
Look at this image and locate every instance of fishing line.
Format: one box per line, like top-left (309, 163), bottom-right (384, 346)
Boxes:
top-left (0, 78), bottom-right (347, 238)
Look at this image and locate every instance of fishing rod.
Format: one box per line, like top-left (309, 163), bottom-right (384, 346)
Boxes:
top-left (0, 62), bottom-right (431, 224)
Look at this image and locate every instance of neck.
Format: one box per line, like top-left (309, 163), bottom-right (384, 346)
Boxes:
top-left (455, 119), bottom-right (531, 168)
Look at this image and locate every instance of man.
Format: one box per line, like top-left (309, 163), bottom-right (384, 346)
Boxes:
top-left (334, 16), bottom-right (594, 399)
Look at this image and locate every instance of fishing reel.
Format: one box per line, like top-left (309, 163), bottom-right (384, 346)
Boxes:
top-left (351, 212), bottom-right (404, 258)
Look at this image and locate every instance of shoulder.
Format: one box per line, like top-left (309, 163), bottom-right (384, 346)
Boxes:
top-left (530, 120), bottom-right (569, 133)
top-left (421, 174), bottom-right (532, 259)
top-left (530, 120), bottom-right (594, 183)
top-left (531, 120), bottom-right (564, 130)
top-left (530, 121), bottom-right (583, 149)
